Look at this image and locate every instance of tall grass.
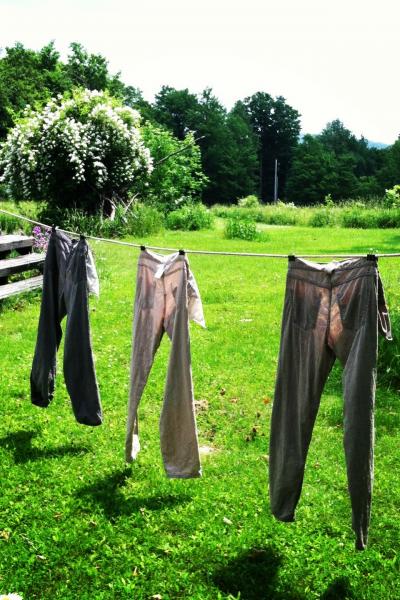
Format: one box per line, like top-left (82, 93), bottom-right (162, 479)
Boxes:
top-left (211, 202), bottom-right (400, 229)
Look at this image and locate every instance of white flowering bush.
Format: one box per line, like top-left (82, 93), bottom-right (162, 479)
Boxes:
top-left (384, 184), bottom-right (400, 208)
top-left (0, 89), bottom-right (153, 213)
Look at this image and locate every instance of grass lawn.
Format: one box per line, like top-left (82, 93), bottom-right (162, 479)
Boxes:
top-left (0, 225), bottom-right (399, 599)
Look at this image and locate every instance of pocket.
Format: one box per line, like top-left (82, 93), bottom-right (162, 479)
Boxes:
top-left (289, 278), bottom-right (322, 331)
top-left (336, 277), bottom-right (369, 331)
top-left (136, 274), bottom-right (156, 309)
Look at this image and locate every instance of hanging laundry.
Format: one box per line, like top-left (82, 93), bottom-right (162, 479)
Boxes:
top-left (269, 256), bottom-right (392, 550)
top-left (126, 248), bottom-right (205, 478)
top-left (30, 229), bottom-right (103, 426)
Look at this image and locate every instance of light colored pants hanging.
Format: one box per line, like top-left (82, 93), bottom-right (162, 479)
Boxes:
top-left (125, 249), bottom-right (204, 478)
top-left (269, 257), bottom-right (392, 550)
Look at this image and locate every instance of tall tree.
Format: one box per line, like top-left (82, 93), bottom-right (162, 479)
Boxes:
top-left (154, 86), bottom-right (199, 139)
top-left (224, 101), bottom-right (259, 201)
top-left (242, 92), bottom-right (301, 202)
top-left (0, 41), bottom-right (65, 138)
top-left (378, 137), bottom-right (400, 188)
top-left (285, 135), bottom-right (338, 204)
top-left (154, 86), bottom-right (236, 204)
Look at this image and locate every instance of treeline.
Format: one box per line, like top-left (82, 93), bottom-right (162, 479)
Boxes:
top-left (0, 42), bottom-right (399, 205)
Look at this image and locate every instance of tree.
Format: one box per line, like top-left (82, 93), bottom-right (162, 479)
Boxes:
top-left (63, 43), bottom-right (112, 92)
top-left (242, 92), bottom-right (301, 202)
top-left (224, 101), bottom-right (259, 201)
top-left (0, 89), bottom-right (153, 213)
top-left (154, 86), bottom-right (199, 140)
top-left (138, 123), bottom-right (208, 212)
top-left (0, 42), bottom-right (65, 138)
top-left (378, 138), bottom-right (400, 189)
top-left (285, 135), bottom-right (338, 204)
top-left (154, 86), bottom-right (239, 204)
top-left (318, 120), bottom-right (386, 197)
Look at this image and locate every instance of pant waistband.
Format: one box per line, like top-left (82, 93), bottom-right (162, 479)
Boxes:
top-left (138, 249), bottom-right (186, 278)
top-left (288, 257), bottom-right (377, 288)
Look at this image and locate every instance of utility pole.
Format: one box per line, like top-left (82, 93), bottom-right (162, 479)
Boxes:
top-left (273, 159), bottom-right (279, 203)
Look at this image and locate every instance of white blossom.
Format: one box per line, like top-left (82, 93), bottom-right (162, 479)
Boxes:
top-left (0, 89), bottom-right (153, 201)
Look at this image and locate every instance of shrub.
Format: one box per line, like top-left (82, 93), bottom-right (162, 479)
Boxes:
top-left (37, 202), bottom-right (164, 239)
top-left (0, 89), bottom-right (153, 213)
top-left (383, 185), bottom-right (400, 208)
top-left (126, 203), bottom-right (164, 237)
top-left (238, 195), bottom-right (260, 208)
top-left (139, 124), bottom-right (208, 213)
top-left (224, 218), bottom-right (258, 241)
top-left (378, 298), bottom-right (400, 390)
top-left (375, 209), bottom-right (400, 228)
top-left (166, 203), bottom-right (214, 231)
top-left (0, 211), bottom-right (22, 234)
top-left (308, 209), bottom-right (335, 227)
top-left (339, 208), bottom-right (376, 228)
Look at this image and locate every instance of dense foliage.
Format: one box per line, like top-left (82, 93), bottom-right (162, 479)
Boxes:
top-left (286, 121), bottom-right (392, 204)
top-left (165, 203), bottom-right (214, 231)
top-left (138, 123), bottom-right (208, 213)
top-left (0, 42), bottom-right (399, 207)
top-left (0, 89), bottom-right (153, 213)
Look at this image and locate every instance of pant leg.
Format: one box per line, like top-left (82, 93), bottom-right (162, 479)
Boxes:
top-left (30, 231), bottom-right (70, 406)
top-left (63, 238), bottom-right (102, 426)
top-left (125, 256), bottom-right (164, 462)
top-left (160, 261), bottom-right (201, 478)
top-left (334, 271), bottom-right (379, 550)
top-left (269, 274), bottom-right (335, 521)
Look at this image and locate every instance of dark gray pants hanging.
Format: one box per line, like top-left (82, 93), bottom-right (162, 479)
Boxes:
top-left (30, 229), bottom-right (102, 426)
top-left (269, 257), bottom-right (392, 550)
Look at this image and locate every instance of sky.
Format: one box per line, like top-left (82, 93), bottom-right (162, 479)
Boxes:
top-left (1, 0), bottom-right (399, 144)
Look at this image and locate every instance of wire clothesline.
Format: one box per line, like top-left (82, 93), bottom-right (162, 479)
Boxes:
top-left (1, 207), bottom-right (399, 259)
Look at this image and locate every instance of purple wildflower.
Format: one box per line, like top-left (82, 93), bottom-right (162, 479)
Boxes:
top-left (32, 226), bottom-right (50, 253)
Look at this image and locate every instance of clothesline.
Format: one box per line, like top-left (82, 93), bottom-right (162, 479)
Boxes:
top-left (1, 207), bottom-right (399, 259)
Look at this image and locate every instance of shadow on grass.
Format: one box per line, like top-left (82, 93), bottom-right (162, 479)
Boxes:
top-left (0, 429), bottom-right (89, 464)
top-left (320, 576), bottom-right (355, 599)
top-left (212, 546), bottom-right (305, 600)
top-left (76, 468), bottom-right (192, 520)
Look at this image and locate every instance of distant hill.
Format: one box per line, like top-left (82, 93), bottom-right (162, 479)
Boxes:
top-left (299, 133), bottom-right (390, 149)
top-left (366, 140), bottom-right (389, 149)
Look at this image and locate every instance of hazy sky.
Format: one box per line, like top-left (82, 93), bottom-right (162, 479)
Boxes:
top-left (1, 0), bottom-right (399, 144)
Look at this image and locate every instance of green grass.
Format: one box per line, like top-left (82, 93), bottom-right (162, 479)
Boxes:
top-left (0, 225), bottom-right (399, 599)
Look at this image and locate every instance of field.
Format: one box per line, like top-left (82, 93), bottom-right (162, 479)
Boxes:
top-left (0, 224), bottom-right (399, 599)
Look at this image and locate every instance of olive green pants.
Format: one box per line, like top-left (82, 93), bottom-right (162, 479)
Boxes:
top-left (269, 257), bottom-right (392, 550)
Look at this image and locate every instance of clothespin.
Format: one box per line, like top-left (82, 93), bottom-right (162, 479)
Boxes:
top-left (367, 253), bottom-right (377, 262)
top-left (179, 249), bottom-right (185, 255)
top-left (51, 224), bottom-right (56, 232)
top-left (288, 254), bottom-right (296, 261)
top-left (140, 245), bottom-right (146, 251)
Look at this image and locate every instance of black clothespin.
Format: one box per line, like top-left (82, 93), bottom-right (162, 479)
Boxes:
top-left (367, 253), bottom-right (377, 262)
top-left (51, 224), bottom-right (56, 232)
top-left (288, 254), bottom-right (296, 261)
top-left (179, 249), bottom-right (185, 255)
top-left (80, 233), bottom-right (85, 240)
top-left (140, 245), bottom-right (146, 251)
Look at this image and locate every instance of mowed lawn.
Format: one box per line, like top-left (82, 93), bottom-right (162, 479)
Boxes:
top-left (0, 225), bottom-right (399, 600)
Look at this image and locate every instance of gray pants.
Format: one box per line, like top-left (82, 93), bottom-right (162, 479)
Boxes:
top-left (125, 249), bottom-right (202, 479)
top-left (30, 230), bottom-right (102, 426)
top-left (269, 257), bottom-right (392, 550)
